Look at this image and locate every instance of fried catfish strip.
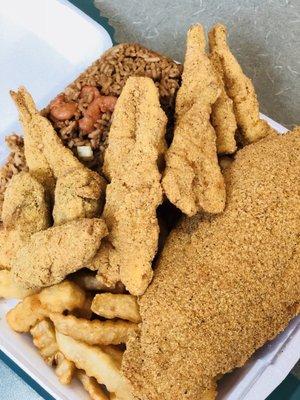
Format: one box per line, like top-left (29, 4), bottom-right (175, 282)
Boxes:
top-left (210, 51), bottom-right (237, 154)
top-left (53, 168), bottom-right (106, 225)
top-left (123, 129), bottom-right (300, 400)
top-left (162, 25), bottom-right (225, 216)
top-left (0, 172), bottom-right (50, 269)
top-left (10, 88), bottom-right (55, 194)
top-left (101, 77), bottom-right (167, 295)
top-left (12, 87), bottom-right (106, 225)
top-left (208, 24), bottom-right (275, 144)
top-left (12, 218), bottom-right (107, 289)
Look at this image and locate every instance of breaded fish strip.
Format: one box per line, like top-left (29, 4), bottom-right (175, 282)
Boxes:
top-left (12, 218), bottom-right (108, 289)
top-left (123, 129), bottom-right (300, 400)
top-left (209, 24), bottom-right (275, 143)
top-left (101, 77), bottom-right (167, 296)
top-left (12, 87), bottom-right (106, 225)
top-left (210, 51), bottom-right (237, 154)
top-left (10, 88), bottom-right (55, 195)
top-left (53, 169), bottom-right (106, 225)
top-left (0, 172), bottom-right (50, 269)
top-left (162, 25), bottom-right (225, 216)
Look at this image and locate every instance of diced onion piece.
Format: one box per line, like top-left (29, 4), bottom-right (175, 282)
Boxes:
top-left (77, 146), bottom-right (93, 160)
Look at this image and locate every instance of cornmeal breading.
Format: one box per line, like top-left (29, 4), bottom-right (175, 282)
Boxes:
top-left (123, 129), bottom-right (300, 400)
top-left (209, 51), bottom-right (237, 154)
top-left (12, 218), bottom-right (107, 289)
top-left (12, 87), bottom-right (106, 225)
top-left (10, 88), bottom-right (55, 195)
top-left (162, 25), bottom-right (225, 216)
top-left (0, 172), bottom-right (50, 269)
top-left (53, 169), bottom-right (106, 225)
top-left (100, 77), bottom-right (167, 296)
top-left (208, 24), bottom-right (276, 144)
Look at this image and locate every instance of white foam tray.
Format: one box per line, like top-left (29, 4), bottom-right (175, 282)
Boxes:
top-left (0, 1), bottom-right (299, 399)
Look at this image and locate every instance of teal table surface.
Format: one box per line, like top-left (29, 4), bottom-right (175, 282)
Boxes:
top-left (0, 1), bottom-right (299, 399)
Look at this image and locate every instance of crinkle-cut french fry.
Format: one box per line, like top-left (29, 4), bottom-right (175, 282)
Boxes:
top-left (30, 319), bottom-right (75, 384)
top-left (7, 281), bottom-right (86, 332)
top-left (38, 281), bottom-right (86, 313)
top-left (0, 270), bottom-right (37, 299)
top-left (56, 332), bottom-right (134, 400)
top-left (91, 294), bottom-right (141, 323)
top-left (54, 351), bottom-right (76, 385)
top-left (6, 294), bottom-right (46, 332)
top-left (77, 370), bottom-right (109, 400)
top-left (50, 313), bottom-right (137, 345)
top-left (103, 346), bottom-right (123, 368)
top-left (30, 319), bottom-right (58, 365)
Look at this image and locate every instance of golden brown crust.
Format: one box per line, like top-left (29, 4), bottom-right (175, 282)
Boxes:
top-left (162, 25), bottom-right (226, 216)
top-left (10, 88), bottom-right (55, 195)
top-left (123, 129), bottom-right (300, 400)
top-left (53, 169), bottom-right (106, 225)
top-left (209, 52), bottom-right (237, 154)
top-left (208, 24), bottom-right (276, 144)
top-left (0, 171), bottom-right (50, 270)
top-left (101, 77), bottom-right (167, 295)
top-left (12, 218), bottom-right (108, 289)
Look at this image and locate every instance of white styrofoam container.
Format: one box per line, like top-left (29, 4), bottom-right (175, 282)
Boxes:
top-left (0, 1), bottom-right (299, 399)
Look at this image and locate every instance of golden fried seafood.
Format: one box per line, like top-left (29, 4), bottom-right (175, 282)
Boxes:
top-left (101, 77), bottom-right (167, 295)
top-left (0, 171), bottom-right (50, 269)
top-left (10, 87), bottom-right (55, 195)
top-left (208, 24), bottom-right (275, 144)
top-left (12, 218), bottom-right (107, 289)
top-left (123, 129), bottom-right (300, 400)
top-left (162, 25), bottom-right (225, 216)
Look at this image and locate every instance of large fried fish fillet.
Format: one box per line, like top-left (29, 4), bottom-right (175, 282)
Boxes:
top-left (122, 129), bottom-right (300, 400)
top-left (162, 25), bottom-right (225, 216)
top-left (99, 77), bottom-right (167, 295)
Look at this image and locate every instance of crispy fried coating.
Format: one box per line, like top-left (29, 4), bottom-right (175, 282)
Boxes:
top-left (101, 77), bottom-right (167, 295)
top-left (209, 24), bottom-right (276, 144)
top-left (53, 168), bottom-right (106, 225)
top-left (2, 172), bottom-right (50, 232)
top-left (12, 218), bottom-right (107, 289)
top-left (12, 87), bottom-right (106, 225)
top-left (162, 25), bottom-right (225, 216)
top-left (50, 313), bottom-right (137, 345)
top-left (10, 88), bottom-right (55, 194)
top-left (209, 52), bottom-right (237, 154)
top-left (123, 129), bottom-right (300, 400)
top-left (0, 171), bottom-right (50, 269)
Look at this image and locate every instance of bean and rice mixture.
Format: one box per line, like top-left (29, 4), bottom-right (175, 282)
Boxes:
top-left (0, 44), bottom-right (182, 212)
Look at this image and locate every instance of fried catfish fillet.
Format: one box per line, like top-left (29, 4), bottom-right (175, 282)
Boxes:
top-left (162, 25), bottom-right (225, 216)
top-left (99, 77), bottom-right (167, 296)
top-left (0, 172), bottom-right (50, 269)
top-left (208, 24), bottom-right (276, 144)
top-left (209, 50), bottom-right (237, 154)
top-left (10, 88), bottom-right (55, 195)
top-left (11, 87), bottom-right (106, 225)
top-left (123, 129), bottom-right (300, 400)
top-left (12, 218), bottom-right (107, 289)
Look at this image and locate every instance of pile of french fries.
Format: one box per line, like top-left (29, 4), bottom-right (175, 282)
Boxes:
top-left (1, 271), bottom-right (139, 400)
